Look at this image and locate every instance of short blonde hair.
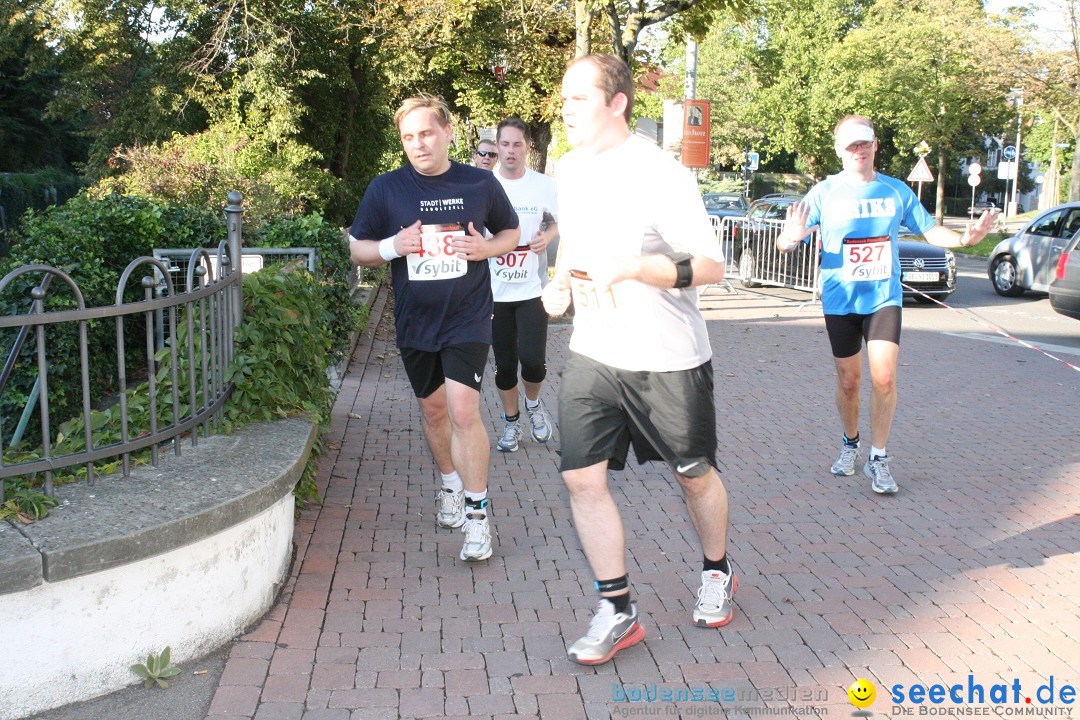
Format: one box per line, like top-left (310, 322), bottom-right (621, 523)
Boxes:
top-left (394, 93), bottom-right (452, 129)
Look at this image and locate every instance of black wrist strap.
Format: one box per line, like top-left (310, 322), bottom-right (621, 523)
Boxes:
top-left (666, 252), bottom-right (694, 289)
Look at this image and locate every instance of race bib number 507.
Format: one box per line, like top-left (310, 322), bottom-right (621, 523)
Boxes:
top-left (407, 224), bottom-right (467, 281)
top-left (841, 236), bottom-right (892, 282)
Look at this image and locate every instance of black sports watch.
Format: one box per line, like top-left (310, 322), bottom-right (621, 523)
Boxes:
top-left (666, 252), bottom-right (694, 289)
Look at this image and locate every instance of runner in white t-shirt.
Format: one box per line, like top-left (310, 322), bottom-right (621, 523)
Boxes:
top-left (489, 117), bottom-right (559, 452)
top-left (540, 55), bottom-right (734, 667)
top-left (777, 114), bottom-right (997, 494)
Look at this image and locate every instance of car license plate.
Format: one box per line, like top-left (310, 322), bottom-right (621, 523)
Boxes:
top-left (902, 271), bottom-right (938, 282)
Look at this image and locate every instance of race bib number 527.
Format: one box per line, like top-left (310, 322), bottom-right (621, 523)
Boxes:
top-left (407, 224), bottom-right (467, 281)
top-left (841, 236), bottom-right (892, 282)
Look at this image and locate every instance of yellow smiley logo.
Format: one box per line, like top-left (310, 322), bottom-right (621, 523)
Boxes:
top-left (848, 678), bottom-right (876, 709)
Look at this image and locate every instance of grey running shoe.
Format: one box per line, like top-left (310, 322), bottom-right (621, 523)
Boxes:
top-left (496, 418), bottom-right (522, 452)
top-left (693, 569), bottom-right (739, 628)
top-left (459, 504), bottom-right (493, 561)
top-left (831, 444), bottom-right (860, 476)
top-left (525, 399), bottom-right (552, 443)
top-left (436, 487), bottom-right (465, 528)
top-left (864, 455), bottom-right (898, 494)
top-left (566, 599), bottom-right (645, 666)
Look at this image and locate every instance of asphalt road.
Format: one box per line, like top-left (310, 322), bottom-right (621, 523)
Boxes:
top-left (723, 249), bottom-right (1080, 362)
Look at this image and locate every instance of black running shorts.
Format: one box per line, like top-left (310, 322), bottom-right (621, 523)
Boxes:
top-left (824, 305), bottom-right (902, 359)
top-left (557, 352), bottom-right (717, 477)
top-left (399, 343), bottom-right (490, 398)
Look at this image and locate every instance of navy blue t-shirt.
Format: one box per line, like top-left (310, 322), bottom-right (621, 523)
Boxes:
top-left (350, 162), bottom-right (519, 351)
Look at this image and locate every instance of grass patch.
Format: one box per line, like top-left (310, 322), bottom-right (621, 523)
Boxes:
top-left (957, 231), bottom-right (1003, 258)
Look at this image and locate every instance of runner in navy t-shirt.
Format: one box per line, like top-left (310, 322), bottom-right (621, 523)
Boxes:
top-left (777, 114), bottom-right (996, 495)
top-left (349, 93), bottom-right (519, 562)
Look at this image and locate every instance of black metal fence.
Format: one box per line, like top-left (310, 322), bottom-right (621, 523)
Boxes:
top-left (0, 193), bottom-right (247, 499)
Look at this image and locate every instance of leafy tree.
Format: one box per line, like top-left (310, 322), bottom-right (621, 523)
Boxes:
top-left (0, 1), bottom-right (87, 170)
top-left (823, 0), bottom-right (1015, 219)
top-left (994, 0), bottom-right (1080, 201)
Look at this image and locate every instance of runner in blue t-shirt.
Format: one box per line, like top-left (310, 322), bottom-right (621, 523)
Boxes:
top-left (350, 93), bottom-right (520, 562)
top-left (777, 115), bottom-right (997, 495)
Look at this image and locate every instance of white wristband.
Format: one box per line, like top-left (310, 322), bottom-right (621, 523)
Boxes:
top-left (379, 236), bottom-right (401, 262)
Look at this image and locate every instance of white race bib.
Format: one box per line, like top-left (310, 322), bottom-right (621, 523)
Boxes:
top-left (407, 224), bottom-right (467, 281)
top-left (841, 236), bottom-right (892, 282)
top-left (570, 272), bottom-right (619, 313)
top-left (490, 246), bottom-right (539, 284)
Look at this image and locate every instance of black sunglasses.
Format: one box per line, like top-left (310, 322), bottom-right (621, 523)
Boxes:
top-left (474, 150), bottom-right (497, 158)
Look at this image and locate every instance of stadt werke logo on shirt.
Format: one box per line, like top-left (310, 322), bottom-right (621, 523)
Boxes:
top-left (834, 197), bottom-right (898, 221)
top-left (420, 198), bottom-right (465, 213)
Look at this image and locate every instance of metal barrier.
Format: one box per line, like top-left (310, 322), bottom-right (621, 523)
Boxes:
top-left (724, 216), bottom-right (822, 300)
top-left (0, 194), bottom-right (247, 499)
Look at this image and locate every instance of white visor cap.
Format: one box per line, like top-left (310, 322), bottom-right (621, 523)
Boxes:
top-left (834, 122), bottom-right (875, 153)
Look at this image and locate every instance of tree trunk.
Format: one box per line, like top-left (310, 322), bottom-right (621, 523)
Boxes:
top-left (575, 1), bottom-right (592, 57)
top-left (1071, 117), bottom-right (1080, 202)
top-left (333, 65), bottom-right (363, 179)
top-left (935, 148), bottom-right (947, 224)
top-left (528, 120), bottom-right (552, 175)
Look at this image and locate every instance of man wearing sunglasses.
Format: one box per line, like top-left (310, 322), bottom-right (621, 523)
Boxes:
top-left (473, 140), bottom-right (498, 170)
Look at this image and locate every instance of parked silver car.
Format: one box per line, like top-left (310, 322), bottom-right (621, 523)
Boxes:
top-left (988, 202), bottom-right (1080, 296)
top-left (1049, 231), bottom-right (1080, 321)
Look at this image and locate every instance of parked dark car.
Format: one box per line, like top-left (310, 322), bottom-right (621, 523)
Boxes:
top-left (968, 200), bottom-right (997, 215)
top-left (988, 202), bottom-right (1080, 296)
top-left (702, 193), bottom-right (749, 220)
top-left (1049, 231), bottom-right (1080, 320)
top-left (737, 194), bottom-right (956, 302)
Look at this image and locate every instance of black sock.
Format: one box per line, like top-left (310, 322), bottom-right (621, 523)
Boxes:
top-left (606, 592), bottom-right (631, 614)
top-left (843, 433), bottom-right (860, 448)
top-left (703, 554), bottom-right (730, 575)
top-left (505, 413), bottom-right (520, 423)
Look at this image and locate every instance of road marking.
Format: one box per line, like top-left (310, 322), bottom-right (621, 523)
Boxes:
top-left (942, 332), bottom-right (1080, 357)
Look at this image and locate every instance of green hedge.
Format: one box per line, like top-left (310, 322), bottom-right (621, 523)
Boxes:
top-left (0, 193), bottom-right (363, 454)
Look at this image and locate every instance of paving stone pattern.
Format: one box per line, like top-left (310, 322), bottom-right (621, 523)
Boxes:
top-left (207, 286), bottom-right (1080, 720)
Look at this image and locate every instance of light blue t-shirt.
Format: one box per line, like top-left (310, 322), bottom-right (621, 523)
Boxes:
top-left (804, 173), bottom-right (936, 315)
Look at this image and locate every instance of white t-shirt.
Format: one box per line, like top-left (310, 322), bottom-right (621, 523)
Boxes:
top-left (556, 134), bottom-right (724, 372)
top-left (489, 168), bottom-right (558, 302)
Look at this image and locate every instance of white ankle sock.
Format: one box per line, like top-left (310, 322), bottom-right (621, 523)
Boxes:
top-left (441, 471), bottom-right (463, 492)
top-left (525, 396), bottom-right (540, 410)
top-left (870, 446), bottom-right (886, 461)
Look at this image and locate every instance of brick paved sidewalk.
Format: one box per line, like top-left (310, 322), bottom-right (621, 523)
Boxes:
top-left (207, 286), bottom-right (1080, 720)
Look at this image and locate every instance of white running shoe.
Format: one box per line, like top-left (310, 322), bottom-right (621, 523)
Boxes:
top-left (865, 455), bottom-right (898, 494)
top-left (693, 569), bottom-right (739, 627)
top-left (831, 444), bottom-right (860, 476)
top-left (525, 399), bottom-right (553, 443)
top-left (436, 487), bottom-right (465, 528)
top-left (459, 504), bottom-right (493, 561)
top-left (566, 599), bottom-right (645, 665)
top-left (496, 418), bottom-right (522, 452)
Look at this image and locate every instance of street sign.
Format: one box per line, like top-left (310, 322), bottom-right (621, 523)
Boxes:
top-left (997, 160), bottom-right (1017, 180)
top-left (907, 156), bottom-right (935, 183)
top-left (1003, 145), bottom-right (1017, 160)
top-left (968, 163), bottom-right (982, 176)
top-left (967, 175), bottom-right (981, 187)
top-left (680, 100), bottom-right (711, 168)
top-left (745, 152), bottom-right (760, 172)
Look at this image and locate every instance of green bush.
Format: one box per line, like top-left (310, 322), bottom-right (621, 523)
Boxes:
top-left (0, 193), bottom-right (225, 447)
top-left (253, 214), bottom-right (363, 360)
top-left (93, 123), bottom-right (338, 230)
top-left (4, 264), bottom-right (337, 505)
